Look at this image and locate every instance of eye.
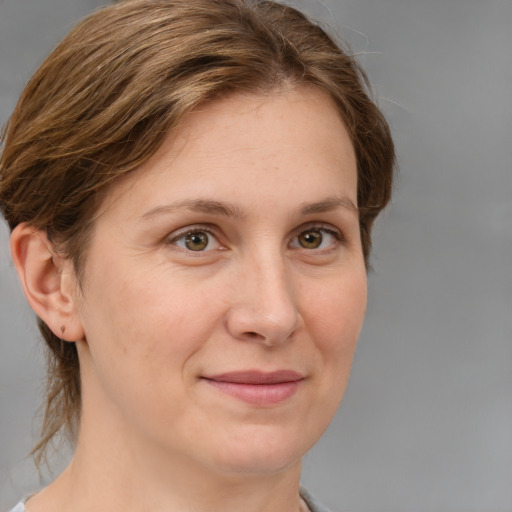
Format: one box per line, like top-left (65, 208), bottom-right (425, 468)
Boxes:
top-left (298, 230), bottom-right (323, 249)
top-left (291, 227), bottom-right (341, 250)
top-left (171, 229), bottom-right (220, 252)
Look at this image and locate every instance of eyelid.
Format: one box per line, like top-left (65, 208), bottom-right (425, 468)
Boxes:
top-left (164, 221), bottom-right (344, 252)
top-left (295, 221), bottom-right (344, 239)
top-left (166, 224), bottom-right (223, 252)
top-left (289, 222), bottom-right (345, 249)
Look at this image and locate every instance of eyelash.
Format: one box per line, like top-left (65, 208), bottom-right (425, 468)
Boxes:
top-left (166, 225), bottom-right (221, 253)
top-left (291, 224), bottom-right (344, 250)
top-left (166, 223), bottom-right (344, 253)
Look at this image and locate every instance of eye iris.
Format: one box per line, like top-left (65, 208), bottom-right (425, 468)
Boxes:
top-left (185, 232), bottom-right (208, 251)
top-left (299, 230), bottom-right (322, 249)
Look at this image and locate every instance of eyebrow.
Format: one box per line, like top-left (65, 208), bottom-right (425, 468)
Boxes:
top-left (299, 195), bottom-right (358, 215)
top-left (141, 199), bottom-right (245, 220)
top-left (140, 195), bottom-right (358, 221)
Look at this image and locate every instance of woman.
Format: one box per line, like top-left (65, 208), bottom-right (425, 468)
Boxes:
top-left (0, 0), bottom-right (395, 511)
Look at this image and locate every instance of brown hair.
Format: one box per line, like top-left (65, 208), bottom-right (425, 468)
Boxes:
top-left (0, 0), bottom-right (395, 465)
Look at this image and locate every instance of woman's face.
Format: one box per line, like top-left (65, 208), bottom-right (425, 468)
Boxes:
top-left (73, 87), bottom-right (367, 476)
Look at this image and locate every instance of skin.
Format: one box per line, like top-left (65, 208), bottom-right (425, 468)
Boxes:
top-left (12, 86), bottom-right (367, 512)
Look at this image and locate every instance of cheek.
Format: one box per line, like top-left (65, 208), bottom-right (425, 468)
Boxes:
top-left (304, 270), bottom-right (367, 351)
top-left (79, 256), bottom-right (225, 376)
top-left (302, 268), bottom-right (367, 407)
top-left (296, 269), bottom-right (367, 443)
top-left (77, 258), bottom-right (227, 429)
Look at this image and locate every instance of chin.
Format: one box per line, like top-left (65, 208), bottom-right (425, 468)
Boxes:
top-left (205, 424), bottom-right (312, 476)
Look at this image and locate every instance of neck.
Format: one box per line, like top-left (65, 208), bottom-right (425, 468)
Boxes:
top-left (27, 384), bottom-right (305, 512)
top-left (29, 452), bottom-right (304, 512)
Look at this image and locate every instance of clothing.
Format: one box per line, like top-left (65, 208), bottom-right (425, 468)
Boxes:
top-left (9, 487), bottom-right (331, 512)
top-left (300, 486), bottom-right (333, 512)
top-left (8, 503), bottom-right (24, 512)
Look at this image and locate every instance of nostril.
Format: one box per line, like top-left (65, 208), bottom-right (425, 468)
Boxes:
top-left (227, 302), bottom-right (301, 346)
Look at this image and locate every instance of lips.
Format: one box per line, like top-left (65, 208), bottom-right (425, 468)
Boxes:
top-left (202, 370), bottom-right (304, 406)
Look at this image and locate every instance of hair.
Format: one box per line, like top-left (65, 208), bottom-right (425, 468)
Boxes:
top-left (0, 0), bottom-right (395, 466)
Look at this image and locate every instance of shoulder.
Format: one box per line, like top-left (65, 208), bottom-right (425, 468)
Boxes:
top-left (300, 486), bottom-right (334, 512)
top-left (8, 503), bottom-right (25, 512)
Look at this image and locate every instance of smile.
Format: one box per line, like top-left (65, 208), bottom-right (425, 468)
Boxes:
top-left (202, 370), bottom-right (304, 406)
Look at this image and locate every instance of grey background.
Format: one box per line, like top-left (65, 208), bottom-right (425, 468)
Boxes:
top-left (1, 0), bottom-right (511, 510)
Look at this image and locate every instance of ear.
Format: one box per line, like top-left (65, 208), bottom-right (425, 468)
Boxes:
top-left (10, 223), bottom-right (85, 342)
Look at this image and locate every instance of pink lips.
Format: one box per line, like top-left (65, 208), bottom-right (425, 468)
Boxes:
top-left (202, 370), bottom-right (304, 406)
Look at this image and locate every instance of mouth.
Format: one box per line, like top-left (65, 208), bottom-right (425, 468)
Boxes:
top-left (201, 370), bottom-right (305, 406)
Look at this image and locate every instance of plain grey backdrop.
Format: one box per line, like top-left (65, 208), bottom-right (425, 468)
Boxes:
top-left (1, 0), bottom-right (511, 510)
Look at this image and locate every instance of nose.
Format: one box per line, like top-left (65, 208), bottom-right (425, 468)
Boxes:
top-left (225, 253), bottom-right (302, 346)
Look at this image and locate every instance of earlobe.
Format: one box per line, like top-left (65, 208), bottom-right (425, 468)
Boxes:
top-left (10, 223), bottom-right (85, 342)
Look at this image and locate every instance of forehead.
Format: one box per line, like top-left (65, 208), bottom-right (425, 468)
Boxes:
top-left (99, 87), bottom-right (357, 219)
top-left (172, 87), bottom-right (354, 167)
